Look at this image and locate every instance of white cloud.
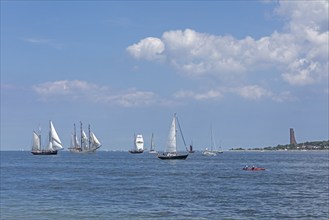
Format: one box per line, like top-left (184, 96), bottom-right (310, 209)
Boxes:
top-left (127, 1), bottom-right (328, 86)
top-left (175, 89), bottom-right (223, 101)
top-left (271, 91), bottom-right (298, 102)
top-left (174, 85), bottom-right (297, 102)
top-left (32, 80), bottom-right (298, 107)
top-left (33, 80), bottom-right (105, 97)
top-left (33, 80), bottom-right (165, 107)
top-left (126, 37), bottom-right (165, 61)
top-left (231, 85), bottom-right (272, 101)
top-left (23, 37), bottom-right (64, 49)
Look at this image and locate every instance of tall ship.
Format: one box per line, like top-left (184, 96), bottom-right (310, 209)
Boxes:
top-left (129, 134), bottom-right (144, 154)
top-left (31, 121), bottom-right (64, 155)
top-left (68, 122), bottom-right (102, 153)
top-left (157, 113), bottom-right (189, 160)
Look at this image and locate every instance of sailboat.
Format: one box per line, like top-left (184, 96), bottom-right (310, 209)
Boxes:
top-left (186, 142), bottom-right (195, 153)
top-left (31, 121), bottom-right (63, 155)
top-left (129, 134), bottom-right (144, 154)
top-left (149, 133), bottom-right (157, 154)
top-left (68, 122), bottom-right (102, 153)
top-left (202, 125), bottom-right (223, 156)
top-left (157, 113), bottom-right (189, 160)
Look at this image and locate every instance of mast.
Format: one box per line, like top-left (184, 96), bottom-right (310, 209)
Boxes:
top-left (151, 133), bottom-right (154, 150)
top-left (48, 120), bottom-right (52, 150)
top-left (211, 125), bottom-right (213, 151)
top-left (80, 121), bottom-right (83, 150)
top-left (88, 124), bottom-right (91, 150)
top-left (73, 123), bottom-right (77, 148)
top-left (38, 126), bottom-right (42, 151)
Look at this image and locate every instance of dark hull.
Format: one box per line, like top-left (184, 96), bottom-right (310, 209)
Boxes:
top-left (31, 150), bottom-right (57, 155)
top-left (157, 154), bottom-right (188, 160)
top-left (129, 150), bottom-right (144, 154)
top-left (242, 167), bottom-right (266, 171)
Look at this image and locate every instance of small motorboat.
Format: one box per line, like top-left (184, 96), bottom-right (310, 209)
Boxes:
top-left (242, 166), bottom-right (266, 171)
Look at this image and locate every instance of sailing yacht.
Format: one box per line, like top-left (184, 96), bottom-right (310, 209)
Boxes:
top-left (68, 122), bottom-right (102, 153)
top-left (31, 121), bottom-right (63, 155)
top-left (157, 113), bottom-right (189, 160)
top-left (149, 133), bottom-right (157, 154)
top-left (202, 125), bottom-right (223, 156)
top-left (129, 134), bottom-right (144, 154)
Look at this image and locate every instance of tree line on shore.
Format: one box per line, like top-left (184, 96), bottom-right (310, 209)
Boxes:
top-left (231, 140), bottom-right (329, 151)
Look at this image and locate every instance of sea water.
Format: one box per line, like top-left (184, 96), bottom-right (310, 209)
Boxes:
top-left (1, 151), bottom-right (328, 219)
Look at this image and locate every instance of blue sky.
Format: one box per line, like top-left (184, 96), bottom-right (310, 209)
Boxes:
top-left (1, 1), bottom-right (328, 151)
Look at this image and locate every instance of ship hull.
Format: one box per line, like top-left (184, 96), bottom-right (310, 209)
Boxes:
top-left (31, 150), bottom-right (57, 155)
top-left (129, 150), bottom-right (144, 154)
top-left (157, 153), bottom-right (188, 160)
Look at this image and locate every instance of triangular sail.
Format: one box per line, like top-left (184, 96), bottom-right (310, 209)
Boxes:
top-left (49, 121), bottom-right (63, 150)
top-left (166, 115), bottom-right (177, 153)
top-left (32, 131), bottom-right (41, 151)
top-left (90, 132), bottom-right (102, 149)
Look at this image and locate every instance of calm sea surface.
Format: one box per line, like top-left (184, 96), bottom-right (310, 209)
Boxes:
top-left (1, 151), bottom-right (328, 219)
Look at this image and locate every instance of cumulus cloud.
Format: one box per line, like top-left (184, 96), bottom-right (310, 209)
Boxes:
top-left (127, 37), bottom-right (165, 61)
top-left (127, 1), bottom-right (328, 86)
top-left (33, 80), bottom-right (163, 107)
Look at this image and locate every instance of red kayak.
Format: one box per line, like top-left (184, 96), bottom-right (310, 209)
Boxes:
top-left (242, 167), bottom-right (266, 171)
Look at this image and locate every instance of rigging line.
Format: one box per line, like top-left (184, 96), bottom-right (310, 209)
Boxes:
top-left (176, 116), bottom-right (187, 147)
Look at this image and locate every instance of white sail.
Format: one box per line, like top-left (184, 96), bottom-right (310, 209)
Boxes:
top-left (49, 121), bottom-right (63, 150)
top-left (166, 115), bottom-right (177, 153)
top-left (135, 134), bottom-right (144, 151)
top-left (32, 131), bottom-right (41, 151)
top-left (81, 130), bottom-right (88, 149)
top-left (70, 134), bottom-right (80, 148)
top-left (90, 132), bottom-right (101, 149)
top-left (70, 134), bottom-right (75, 148)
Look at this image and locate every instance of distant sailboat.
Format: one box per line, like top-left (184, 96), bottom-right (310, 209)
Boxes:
top-left (158, 113), bottom-right (189, 160)
top-left (129, 134), bottom-right (144, 154)
top-left (202, 125), bottom-right (223, 156)
top-left (68, 122), bottom-right (102, 153)
top-left (31, 121), bottom-right (63, 155)
top-left (187, 142), bottom-right (195, 153)
top-left (149, 133), bottom-right (157, 154)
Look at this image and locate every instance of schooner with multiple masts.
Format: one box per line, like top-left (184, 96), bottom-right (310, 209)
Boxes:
top-left (31, 121), bottom-right (64, 155)
top-left (68, 122), bottom-right (102, 153)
